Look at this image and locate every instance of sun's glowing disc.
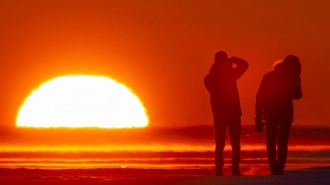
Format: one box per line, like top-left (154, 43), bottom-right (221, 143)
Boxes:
top-left (16, 75), bottom-right (149, 128)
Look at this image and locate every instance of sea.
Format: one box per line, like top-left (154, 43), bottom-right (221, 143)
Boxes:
top-left (0, 125), bottom-right (329, 179)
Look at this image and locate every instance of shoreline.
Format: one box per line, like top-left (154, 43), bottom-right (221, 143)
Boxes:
top-left (0, 166), bottom-right (329, 185)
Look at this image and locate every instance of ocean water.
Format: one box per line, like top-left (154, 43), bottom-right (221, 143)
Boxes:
top-left (0, 126), bottom-right (329, 174)
top-left (0, 145), bottom-right (329, 170)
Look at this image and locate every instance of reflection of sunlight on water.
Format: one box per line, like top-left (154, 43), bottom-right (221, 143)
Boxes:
top-left (1, 157), bottom-right (329, 162)
top-left (0, 144), bottom-right (330, 152)
top-left (0, 158), bottom-right (329, 169)
top-left (0, 145), bottom-right (213, 152)
top-left (1, 144), bottom-right (329, 169)
top-left (0, 162), bottom-right (215, 169)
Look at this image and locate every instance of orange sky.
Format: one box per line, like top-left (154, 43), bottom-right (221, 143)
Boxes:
top-left (0, 0), bottom-right (329, 127)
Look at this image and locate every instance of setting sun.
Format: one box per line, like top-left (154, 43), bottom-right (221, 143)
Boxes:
top-left (16, 75), bottom-right (149, 128)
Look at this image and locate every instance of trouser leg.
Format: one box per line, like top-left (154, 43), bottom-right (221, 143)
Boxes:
top-left (210, 100), bottom-right (227, 176)
top-left (228, 116), bottom-right (241, 172)
top-left (277, 122), bottom-right (292, 171)
top-left (214, 119), bottom-right (227, 176)
top-left (266, 121), bottom-right (278, 173)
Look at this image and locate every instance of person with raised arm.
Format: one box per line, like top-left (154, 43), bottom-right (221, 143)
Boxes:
top-left (204, 50), bottom-right (249, 176)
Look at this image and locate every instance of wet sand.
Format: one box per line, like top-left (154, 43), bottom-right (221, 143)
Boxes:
top-left (0, 167), bottom-right (329, 185)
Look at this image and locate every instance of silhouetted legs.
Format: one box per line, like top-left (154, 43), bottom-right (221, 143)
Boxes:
top-left (214, 120), bottom-right (226, 176)
top-left (266, 121), bottom-right (292, 175)
top-left (211, 100), bottom-right (241, 176)
top-left (277, 122), bottom-right (292, 171)
top-left (228, 117), bottom-right (241, 174)
top-left (266, 122), bottom-right (277, 173)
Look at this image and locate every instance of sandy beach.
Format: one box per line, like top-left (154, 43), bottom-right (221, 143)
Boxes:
top-left (0, 167), bottom-right (329, 185)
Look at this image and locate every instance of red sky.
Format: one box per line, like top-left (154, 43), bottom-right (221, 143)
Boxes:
top-left (0, 0), bottom-right (329, 127)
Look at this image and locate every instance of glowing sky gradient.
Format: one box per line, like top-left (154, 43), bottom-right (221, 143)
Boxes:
top-left (1, 0), bottom-right (329, 127)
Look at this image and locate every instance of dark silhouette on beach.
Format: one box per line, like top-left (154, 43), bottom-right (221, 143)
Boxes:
top-left (204, 50), bottom-right (249, 176)
top-left (255, 55), bottom-right (302, 175)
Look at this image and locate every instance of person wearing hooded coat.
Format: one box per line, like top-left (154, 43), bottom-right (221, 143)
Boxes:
top-left (254, 55), bottom-right (302, 175)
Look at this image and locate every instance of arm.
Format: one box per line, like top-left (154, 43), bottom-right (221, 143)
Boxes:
top-left (230, 57), bottom-right (249, 80)
top-left (254, 74), bottom-right (269, 132)
top-left (255, 74), bottom-right (268, 123)
top-left (291, 78), bottom-right (303, 100)
top-left (204, 74), bottom-right (213, 95)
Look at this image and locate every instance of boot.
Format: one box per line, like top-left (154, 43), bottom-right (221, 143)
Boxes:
top-left (232, 167), bottom-right (241, 176)
top-left (216, 169), bottom-right (223, 176)
top-left (271, 167), bottom-right (284, 175)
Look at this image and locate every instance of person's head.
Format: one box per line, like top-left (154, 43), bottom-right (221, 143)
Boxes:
top-left (274, 55), bottom-right (302, 76)
top-left (214, 50), bottom-right (228, 63)
top-left (214, 50), bottom-right (231, 70)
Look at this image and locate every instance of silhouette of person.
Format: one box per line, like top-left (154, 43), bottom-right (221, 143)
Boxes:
top-left (204, 50), bottom-right (249, 176)
top-left (254, 55), bottom-right (302, 175)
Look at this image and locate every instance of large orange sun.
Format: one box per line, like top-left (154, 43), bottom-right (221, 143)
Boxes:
top-left (16, 75), bottom-right (149, 128)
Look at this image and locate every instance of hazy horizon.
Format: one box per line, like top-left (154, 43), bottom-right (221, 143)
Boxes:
top-left (1, 125), bottom-right (329, 146)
